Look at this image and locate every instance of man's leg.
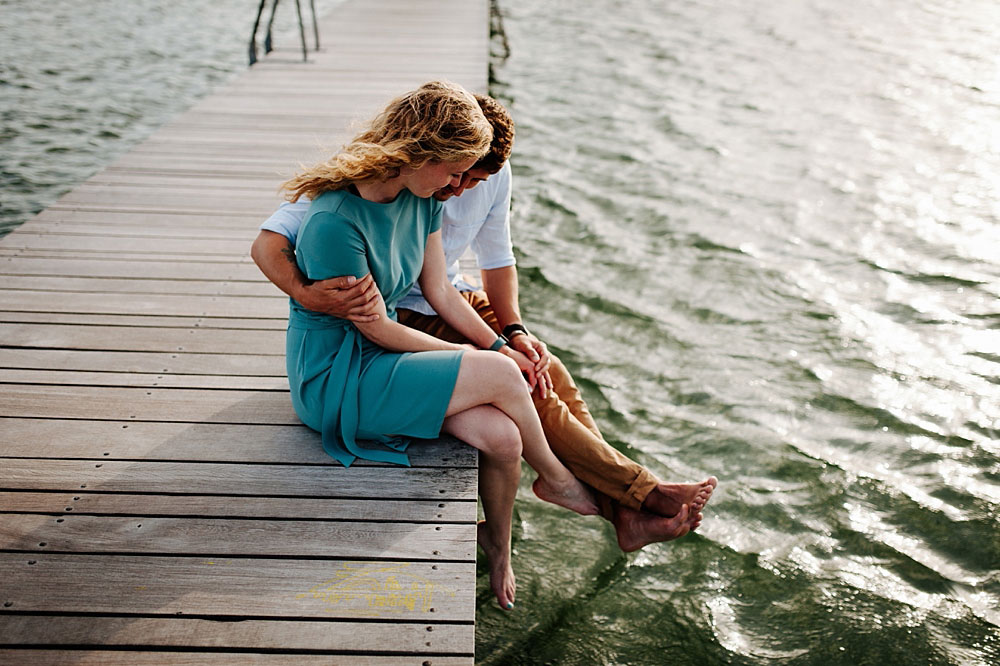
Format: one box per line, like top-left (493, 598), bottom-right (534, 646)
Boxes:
top-left (399, 293), bottom-right (657, 514)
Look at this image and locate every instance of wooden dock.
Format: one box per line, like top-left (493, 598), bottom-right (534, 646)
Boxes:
top-left (0, 1), bottom-right (488, 662)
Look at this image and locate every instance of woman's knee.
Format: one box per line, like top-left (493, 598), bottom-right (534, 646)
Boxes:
top-left (481, 414), bottom-right (522, 462)
top-left (468, 351), bottom-right (524, 393)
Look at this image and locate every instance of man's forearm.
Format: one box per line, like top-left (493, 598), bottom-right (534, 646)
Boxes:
top-left (481, 265), bottom-right (522, 329)
top-left (250, 230), bottom-right (308, 301)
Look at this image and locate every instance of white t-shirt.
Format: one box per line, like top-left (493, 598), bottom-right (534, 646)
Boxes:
top-left (261, 162), bottom-right (515, 316)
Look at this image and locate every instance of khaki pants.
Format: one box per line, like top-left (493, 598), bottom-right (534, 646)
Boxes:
top-left (398, 291), bottom-right (659, 518)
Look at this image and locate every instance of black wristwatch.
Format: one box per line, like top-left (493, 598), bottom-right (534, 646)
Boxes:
top-left (502, 323), bottom-right (530, 340)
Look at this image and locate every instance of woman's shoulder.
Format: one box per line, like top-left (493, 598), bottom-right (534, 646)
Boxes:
top-left (309, 189), bottom-right (351, 215)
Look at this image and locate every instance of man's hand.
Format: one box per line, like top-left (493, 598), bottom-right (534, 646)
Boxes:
top-left (507, 333), bottom-right (553, 399)
top-left (296, 273), bottom-right (381, 322)
top-left (499, 345), bottom-right (540, 395)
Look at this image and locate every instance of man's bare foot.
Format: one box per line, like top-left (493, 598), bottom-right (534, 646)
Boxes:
top-left (642, 476), bottom-right (718, 518)
top-left (477, 521), bottom-right (516, 610)
top-left (532, 476), bottom-right (599, 516)
top-left (613, 503), bottom-right (703, 552)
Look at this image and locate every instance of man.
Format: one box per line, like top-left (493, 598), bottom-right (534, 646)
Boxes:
top-left (251, 94), bottom-right (716, 551)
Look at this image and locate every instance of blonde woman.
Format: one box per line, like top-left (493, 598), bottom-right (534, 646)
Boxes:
top-left (280, 81), bottom-right (597, 610)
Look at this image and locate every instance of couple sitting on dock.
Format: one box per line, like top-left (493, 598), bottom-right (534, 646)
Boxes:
top-left (250, 80), bottom-right (717, 610)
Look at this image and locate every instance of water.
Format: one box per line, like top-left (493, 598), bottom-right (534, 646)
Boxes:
top-left (3, 0), bottom-right (999, 663)
top-left (479, 0), bottom-right (1000, 663)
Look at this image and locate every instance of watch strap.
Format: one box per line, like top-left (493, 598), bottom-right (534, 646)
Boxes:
top-left (488, 335), bottom-right (508, 351)
top-left (502, 323), bottom-right (529, 339)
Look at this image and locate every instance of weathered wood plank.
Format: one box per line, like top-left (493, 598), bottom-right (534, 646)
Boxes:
top-left (0, 0), bottom-right (486, 656)
top-left (0, 290), bottom-right (286, 318)
top-left (0, 514), bottom-right (474, 561)
top-left (0, 322), bottom-right (284, 353)
top-left (1, 276), bottom-right (282, 298)
top-left (0, 616), bottom-right (473, 654)
top-left (0, 385), bottom-right (296, 422)
top-left (0, 256), bottom-right (265, 279)
top-left (2, 233), bottom-right (255, 255)
top-left (32, 207), bottom-right (262, 225)
top-left (0, 246), bottom-right (243, 262)
top-left (0, 651), bottom-right (473, 666)
top-left (0, 418), bottom-right (477, 468)
top-left (1, 459), bottom-right (478, 499)
top-left (0, 554), bottom-right (475, 621)
top-left (0, 348), bottom-right (286, 376)
top-left (13, 222), bottom-right (263, 240)
top-left (0, 492), bottom-right (476, 523)
top-left (52, 188), bottom-right (281, 211)
top-left (0, 369), bottom-right (287, 391)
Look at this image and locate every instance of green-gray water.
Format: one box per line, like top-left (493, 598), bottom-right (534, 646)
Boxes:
top-left (3, 1), bottom-right (998, 663)
top-left (478, 0), bottom-right (999, 663)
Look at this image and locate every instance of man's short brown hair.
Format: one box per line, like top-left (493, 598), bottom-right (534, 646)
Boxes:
top-left (474, 94), bottom-right (514, 174)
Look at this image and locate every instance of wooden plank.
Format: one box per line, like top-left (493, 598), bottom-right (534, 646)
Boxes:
top-left (0, 348), bottom-right (285, 376)
top-left (0, 0), bottom-right (487, 657)
top-left (0, 385), bottom-right (298, 423)
top-left (0, 290), bottom-right (287, 318)
top-left (0, 459), bottom-right (478, 499)
top-left (0, 369), bottom-right (286, 391)
top-left (0, 322), bottom-right (284, 353)
top-left (19, 210), bottom-right (263, 230)
top-left (0, 247), bottom-right (244, 263)
top-left (0, 651), bottom-right (473, 666)
top-left (0, 418), bottom-right (477, 468)
top-left (0, 615), bottom-right (473, 654)
top-left (1, 276), bottom-right (282, 298)
top-left (0, 514), bottom-right (473, 561)
top-left (0, 312), bottom-right (284, 330)
top-left (0, 554), bottom-right (475, 621)
top-left (0, 256), bottom-right (266, 281)
top-left (2, 233), bottom-right (256, 255)
top-left (0, 492), bottom-right (475, 523)
top-left (14, 222), bottom-right (264, 239)
top-left (0, 384), bottom-right (296, 422)
top-left (32, 208), bottom-right (263, 225)
top-left (51, 190), bottom-right (281, 212)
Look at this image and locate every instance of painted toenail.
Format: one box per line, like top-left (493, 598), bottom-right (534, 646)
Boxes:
top-left (506, 602), bottom-right (514, 609)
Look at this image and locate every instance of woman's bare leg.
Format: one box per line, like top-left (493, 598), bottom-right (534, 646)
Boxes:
top-left (445, 351), bottom-right (598, 516)
top-left (442, 405), bottom-right (520, 610)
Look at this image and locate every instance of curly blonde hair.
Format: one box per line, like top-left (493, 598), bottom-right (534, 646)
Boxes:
top-left (281, 80), bottom-right (493, 202)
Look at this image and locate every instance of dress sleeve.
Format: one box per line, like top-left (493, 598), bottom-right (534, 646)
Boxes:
top-left (295, 211), bottom-right (370, 281)
top-left (428, 198), bottom-right (444, 234)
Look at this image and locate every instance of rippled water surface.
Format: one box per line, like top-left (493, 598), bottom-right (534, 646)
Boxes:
top-left (479, 0), bottom-right (999, 663)
top-left (3, 0), bottom-right (999, 663)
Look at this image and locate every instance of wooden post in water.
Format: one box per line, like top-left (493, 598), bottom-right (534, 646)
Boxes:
top-left (0, 0), bottom-right (488, 662)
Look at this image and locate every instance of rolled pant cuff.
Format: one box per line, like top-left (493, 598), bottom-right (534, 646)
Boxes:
top-left (622, 468), bottom-right (659, 512)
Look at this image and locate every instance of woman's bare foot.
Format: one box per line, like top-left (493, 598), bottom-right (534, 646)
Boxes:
top-left (613, 503), bottom-right (702, 552)
top-left (477, 521), bottom-right (516, 610)
top-left (532, 476), bottom-right (599, 516)
top-left (642, 476), bottom-right (718, 517)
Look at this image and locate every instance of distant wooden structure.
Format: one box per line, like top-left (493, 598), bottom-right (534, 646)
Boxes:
top-left (0, 1), bottom-right (488, 662)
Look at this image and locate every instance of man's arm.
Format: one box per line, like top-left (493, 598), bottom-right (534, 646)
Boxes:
top-left (481, 265), bottom-right (552, 396)
top-left (421, 233), bottom-right (541, 392)
top-left (250, 229), bottom-right (380, 321)
top-left (481, 265), bottom-right (522, 332)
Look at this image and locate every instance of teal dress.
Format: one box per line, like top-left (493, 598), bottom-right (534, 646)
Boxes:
top-left (286, 188), bottom-right (465, 467)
